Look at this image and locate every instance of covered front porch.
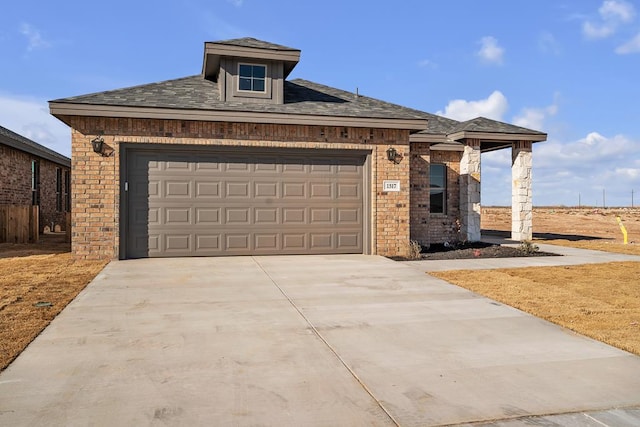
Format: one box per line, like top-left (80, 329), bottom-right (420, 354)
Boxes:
top-left (449, 117), bottom-right (547, 242)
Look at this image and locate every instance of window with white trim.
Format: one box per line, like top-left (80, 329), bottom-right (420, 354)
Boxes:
top-left (238, 63), bottom-right (266, 92)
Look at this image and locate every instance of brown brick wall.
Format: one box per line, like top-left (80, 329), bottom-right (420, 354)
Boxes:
top-left (410, 144), bottom-right (462, 247)
top-left (0, 143), bottom-right (70, 232)
top-left (66, 117), bottom-right (411, 260)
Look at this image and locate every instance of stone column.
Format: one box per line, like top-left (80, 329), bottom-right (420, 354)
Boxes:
top-left (512, 141), bottom-right (533, 241)
top-left (459, 139), bottom-right (481, 241)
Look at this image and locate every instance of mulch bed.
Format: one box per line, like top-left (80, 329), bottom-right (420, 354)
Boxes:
top-left (391, 241), bottom-right (559, 261)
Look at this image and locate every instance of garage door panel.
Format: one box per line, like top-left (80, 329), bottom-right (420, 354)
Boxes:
top-left (165, 181), bottom-right (192, 198)
top-left (195, 181), bottom-right (220, 198)
top-left (283, 234), bottom-right (305, 249)
top-left (310, 208), bottom-right (332, 223)
top-left (283, 208), bottom-right (305, 223)
top-left (195, 161), bottom-right (221, 171)
top-left (196, 208), bottom-right (220, 224)
top-left (310, 233), bottom-right (332, 249)
top-left (126, 149), bottom-right (365, 258)
top-left (165, 208), bottom-right (191, 225)
top-left (255, 208), bottom-right (278, 224)
top-left (255, 234), bottom-right (278, 250)
top-left (282, 182), bottom-right (306, 198)
top-left (196, 235), bottom-right (221, 251)
top-left (337, 183), bottom-right (359, 198)
top-left (226, 234), bottom-right (250, 250)
top-left (165, 234), bottom-right (191, 251)
top-left (226, 208), bottom-right (250, 224)
top-left (226, 182), bottom-right (250, 197)
top-left (255, 182), bottom-right (278, 197)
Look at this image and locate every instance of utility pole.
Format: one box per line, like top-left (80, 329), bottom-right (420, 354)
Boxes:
top-left (578, 193), bottom-right (581, 208)
top-left (633, 189), bottom-right (635, 208)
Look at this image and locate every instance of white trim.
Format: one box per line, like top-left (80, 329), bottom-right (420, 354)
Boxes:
top-left (237, 62), bottom-right (267, 94)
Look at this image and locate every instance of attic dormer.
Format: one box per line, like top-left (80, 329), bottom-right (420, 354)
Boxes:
top-left (202, 38), bottom-right (301, 104)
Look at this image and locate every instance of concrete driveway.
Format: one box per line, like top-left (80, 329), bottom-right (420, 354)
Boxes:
top-left (1, 255), bottom-right (640, 426)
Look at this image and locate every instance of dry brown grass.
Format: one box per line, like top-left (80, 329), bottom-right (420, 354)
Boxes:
top-left (0, 235), bottom-right (106, 371)
top-left (432, 262), bottom-right (640, 356)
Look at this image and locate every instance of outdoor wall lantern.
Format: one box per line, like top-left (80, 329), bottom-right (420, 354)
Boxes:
top-left (386, 146), bottom-right (398, 162)
top-left (91, 134), bottom-right (105, 155)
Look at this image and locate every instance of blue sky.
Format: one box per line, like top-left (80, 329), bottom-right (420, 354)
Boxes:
top-left (1, 0), bottom-right (639, 206)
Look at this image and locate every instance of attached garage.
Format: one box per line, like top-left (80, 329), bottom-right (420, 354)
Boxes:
top-left (122, 146), bottom-right (369, 258)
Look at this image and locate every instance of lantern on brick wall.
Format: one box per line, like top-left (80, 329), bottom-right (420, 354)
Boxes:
top-left (386, 146), bottom-right (398, 162)
top-left (91, 135), bottom-right (105, 155)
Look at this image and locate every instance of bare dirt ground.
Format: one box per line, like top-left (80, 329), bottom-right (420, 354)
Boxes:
top-left (482, 206), bottom-right (640, 244)
top-left (0, 234), bottom-right (107, 371)
top-left (434, 206), bottom-right (640, 356)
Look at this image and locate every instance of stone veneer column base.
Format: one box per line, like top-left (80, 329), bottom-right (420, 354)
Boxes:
top-left (512, 141), bottom-right (533, 241)
top-left (459, 139), bottom-right (481, 241)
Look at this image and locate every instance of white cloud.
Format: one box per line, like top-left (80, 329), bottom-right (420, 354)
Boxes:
top-left (417, 59), bottom-right (437, 69)
top-left (538, 31), bottom-right (561, 55)
top-left (616, 32), bottom-right (640, 53)
top-left (476, 36), bottom-right (504, 65)
top-left (583, 0), bottom-right (636, 39)
top-left (481, 131), bottom-right (640, 207)
top-left (226, 0), bottom-right (243, 6)
top-left (436, 91), bottom-right (508, 122)
top-left (600, 0), bottom-right (635, 22)
top-left (513, 102), bottom-right (558, 131)
top-left (0, 94), bottom-right (70, 157)
top-left (19, 23), bottom-right (51, 51)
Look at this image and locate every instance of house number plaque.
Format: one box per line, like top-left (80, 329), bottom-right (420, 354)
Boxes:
top-left (382, 180), bottom-right (401, 192)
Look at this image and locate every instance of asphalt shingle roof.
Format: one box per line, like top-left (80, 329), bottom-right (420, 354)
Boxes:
top-left (450, 116), bottom-right (546, 136)
top-left (212, 37), bottom-right (300, 52)
top-left (52, 76), bottom-right (432, 122)
top-left (0, 125), bottom-right (70, 167)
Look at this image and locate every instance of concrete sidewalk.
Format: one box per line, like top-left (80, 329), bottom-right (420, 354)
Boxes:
top-left (405, 240), bottom-right (640, 272)
top-left (1, 254), bottom-right (640, 426)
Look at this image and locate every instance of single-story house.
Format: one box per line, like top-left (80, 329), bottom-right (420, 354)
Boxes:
top-left (49, 38), bottom-right (546, 260)
top-left (0, 125), bottom-right (71, 234)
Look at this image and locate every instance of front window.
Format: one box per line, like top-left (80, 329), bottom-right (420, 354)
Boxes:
top-left (430, 163), bottom-right (446, 214)
top-left (56, 168), bottom-right (63, 212)
top-left (31, 160), bottom-right (40, 206)
top-left (64, 170), bottom-right (71, 212)
top-left (238, 63), bottom-right (266, 92)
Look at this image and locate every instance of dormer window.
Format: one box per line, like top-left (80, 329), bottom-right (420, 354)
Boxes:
top-left (238, 63), bottom-right (266, 92)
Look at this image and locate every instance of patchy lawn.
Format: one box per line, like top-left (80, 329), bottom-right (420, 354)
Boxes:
top-left (432, 262), bottom-right (640, 356)
top-left (0, 234), bottom-right (107, 371)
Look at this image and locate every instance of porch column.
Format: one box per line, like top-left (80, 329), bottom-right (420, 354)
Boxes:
top-left (512, 141), bottom-right (533, 241)
top-left (459, 138), bottom-right (481, 241)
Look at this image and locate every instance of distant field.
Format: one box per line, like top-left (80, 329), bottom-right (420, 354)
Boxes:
top-left (482, 206), bottom-right (640, 244)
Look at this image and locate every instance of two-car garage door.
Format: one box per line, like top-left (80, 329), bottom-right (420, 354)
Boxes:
top-left (124, 147), bottom-right (367, 258)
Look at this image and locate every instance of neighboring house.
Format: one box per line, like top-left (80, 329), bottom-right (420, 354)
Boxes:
top-left (0, 125), bottom-right (71, 233)
top-left (49, 38), bottom-right (546, 260)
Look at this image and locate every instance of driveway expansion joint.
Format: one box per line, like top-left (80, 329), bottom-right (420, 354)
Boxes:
top-left (250, 256), bottom-right (401, 427)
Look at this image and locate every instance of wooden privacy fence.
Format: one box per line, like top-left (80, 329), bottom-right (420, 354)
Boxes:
top-left (0, 205), bottom-right (39, 244)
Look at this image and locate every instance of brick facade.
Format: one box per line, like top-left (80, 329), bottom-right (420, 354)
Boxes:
top-left (410, 143), bottom-right (462, 247)
top-left (65, 117), bottom-right (411, 260)
top-left (0, 143), bottom-right (70, 232)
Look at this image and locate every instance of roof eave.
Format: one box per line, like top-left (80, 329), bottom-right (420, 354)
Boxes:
top-left (49, 102), bottom-right (428, 132)
top-left (202, 42), bottom-right (301, 79)
top-left (0, 135), bottom-right (70, 167)
top-left (447, 131), bottom-right (547, 143)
